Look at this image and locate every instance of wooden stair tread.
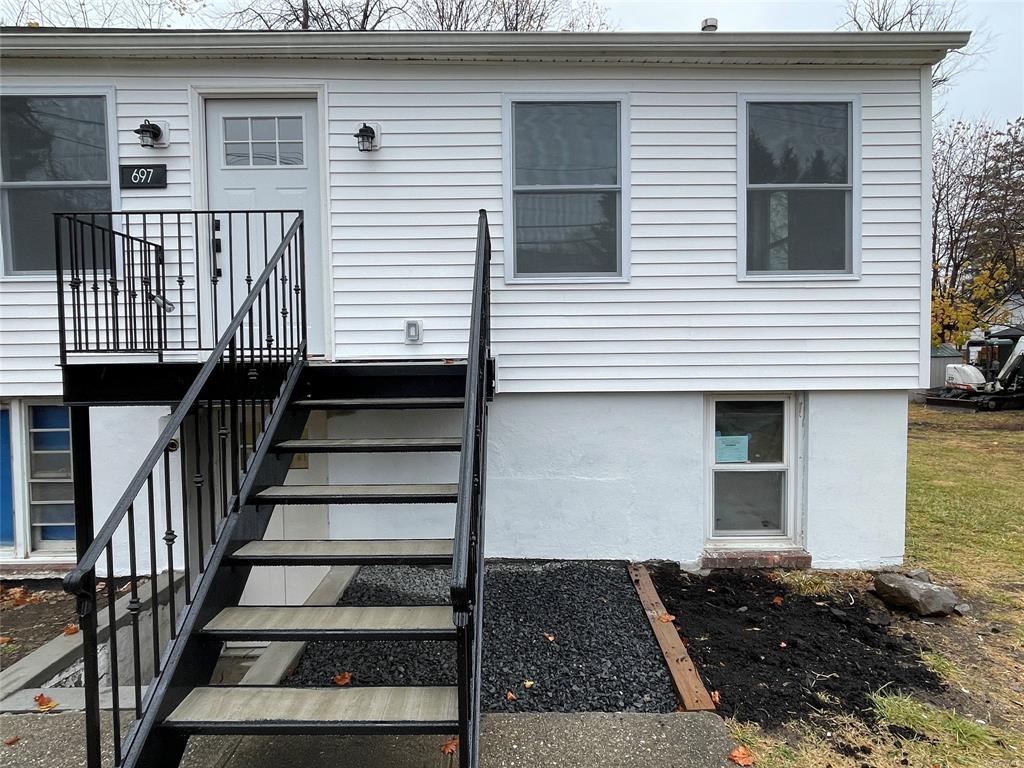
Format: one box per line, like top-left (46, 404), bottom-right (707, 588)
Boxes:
top-left (273, 437), bottom-right (461, 453)
top-left (231, 538), bottom-right (454, 561)
top-left (164, 686), bottom-right (458, 725)
top-left (203, 605), bottom-right (453, 633)
top-left (252, 484), bottom-right (458, 503)
top-left (291, 397), bottom-right (464, 410)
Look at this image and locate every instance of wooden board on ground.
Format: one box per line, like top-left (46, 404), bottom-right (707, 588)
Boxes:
top-left (627, 563), bottom-right (716, 712)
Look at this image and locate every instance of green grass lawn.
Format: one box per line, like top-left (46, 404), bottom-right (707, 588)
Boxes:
top-left (905, 403), bottom-right (1024, 610)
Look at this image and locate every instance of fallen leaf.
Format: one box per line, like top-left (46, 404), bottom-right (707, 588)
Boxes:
top-left (728, 745), bottom-right (755, 766)
top-left (542, 632), bottom-right (555, 642)
top-left (711, 690), bottom-right (722, 706)
top-left (332, 672), bottom-right (353, 687)
top-left (505, 691), bottom-right (518, 701)
top-left (523, 680), bottom-right (535, 689)
top-left (33, 694), bottom-right (58, 712)
top-left (3, 736), bottom-right (19, 746)
top-left (0, 637), bottom-right (12, 646)
top-left (657, 613), bottom-right (677, 623)
top-left (440, 736), bottom-right (459, 755)
top-left (63, 624), bottom-right (80, 636)
top-left (772, 596), bottom-right (784, 607)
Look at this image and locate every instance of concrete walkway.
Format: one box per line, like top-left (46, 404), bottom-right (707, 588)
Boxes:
top-left (1, 711), bottom-right (736, 768)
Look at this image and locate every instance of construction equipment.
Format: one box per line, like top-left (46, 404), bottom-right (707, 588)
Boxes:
top-left (926, 336), bottom-right (1024, 410)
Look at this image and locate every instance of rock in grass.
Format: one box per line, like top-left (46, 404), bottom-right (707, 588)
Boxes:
top-left (906, 568), bottom-right (932, 583)
top-left (873, 573), bottom-right (958, 617)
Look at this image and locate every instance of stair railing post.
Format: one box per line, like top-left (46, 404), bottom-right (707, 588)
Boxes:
top-left (70, 406), bottom-right (102, 768)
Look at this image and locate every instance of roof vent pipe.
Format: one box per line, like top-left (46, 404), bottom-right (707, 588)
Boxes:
top-left (701, 17), bottom-right (718, 32)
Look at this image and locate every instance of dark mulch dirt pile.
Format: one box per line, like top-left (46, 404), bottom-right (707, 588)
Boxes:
top-left (290, 561), bottom-right (677, 713)
top-left (648, 564), bottom-right (944, 728)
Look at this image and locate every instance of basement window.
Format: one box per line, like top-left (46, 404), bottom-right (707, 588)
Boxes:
top-left (506, 97), bottom-right (629, 281)
top-left (708, 396), bottom-right (793, 538)
top-left (739, 96), bottom-right (860, 278)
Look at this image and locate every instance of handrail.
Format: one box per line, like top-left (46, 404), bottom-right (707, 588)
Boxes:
top-left (63, 213), bottom-right (303, 598)
top-left (450, 209), bottom-right (490, 608)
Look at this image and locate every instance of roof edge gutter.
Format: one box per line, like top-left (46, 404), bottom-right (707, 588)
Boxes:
top-left (0, 30), bottom-right (972, 65)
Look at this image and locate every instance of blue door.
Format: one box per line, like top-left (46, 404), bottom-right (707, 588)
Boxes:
top-left (0, 409), bottom-right (14, 547)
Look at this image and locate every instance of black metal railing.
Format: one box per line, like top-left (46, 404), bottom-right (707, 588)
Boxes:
top-left (450, 209), bottom-right (491, 768)
top-left (62, 213), bottom-right (306, 768)
top-left (54, 210), bottom-right (303, 363)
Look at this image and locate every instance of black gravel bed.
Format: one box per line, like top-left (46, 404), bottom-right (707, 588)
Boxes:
top-left (288, 560), bottom-right (678, 714)
top-left (648, 564), bottom-right (944, 728)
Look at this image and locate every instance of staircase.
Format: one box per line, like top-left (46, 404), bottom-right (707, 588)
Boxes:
top-left (60, 212), bottom-right (492, 768)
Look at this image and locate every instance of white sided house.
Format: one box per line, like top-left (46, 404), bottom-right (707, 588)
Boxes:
top-left (0, 29), bottom-right (968, 580)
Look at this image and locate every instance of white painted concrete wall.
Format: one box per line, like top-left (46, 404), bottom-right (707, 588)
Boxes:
top-left (323, 390), bottom-right (908, 570)
top-left (804, 390), bottom-right (908, 569)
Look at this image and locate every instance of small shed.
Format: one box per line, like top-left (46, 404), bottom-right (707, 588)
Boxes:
top-left (930, 343), bottom-right (962, 388)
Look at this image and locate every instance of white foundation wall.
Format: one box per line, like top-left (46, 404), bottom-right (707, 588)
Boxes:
top-left (804, 390), bottom-right (908, 569)
top-left (326, 390), bottom-right (909, 570)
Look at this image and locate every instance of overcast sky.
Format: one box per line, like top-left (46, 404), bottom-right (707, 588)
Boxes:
top-left (602, 0), bottom-right (1022, 124)
top-left (187, 0), bottom-right (1022, 123)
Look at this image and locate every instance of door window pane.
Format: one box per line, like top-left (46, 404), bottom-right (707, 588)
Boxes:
top-left (714, 471), bottom-right (786, 533)
top-left (714, 401), bottom-right (785, 463)
top-left (1, 95), bottom-right (109, 182)
top-left (222, 116), bottom-right (303, 168)
top-left (748, 102), bottom-right (849, 184)
top-left (251, 117), bottom-right (276, 141)
top-left (224, 118), bottom-right (249, 141)
top-left (514, 102), bottom-right (619, 186)
top-left (515, 191), bottom-right (619, 275)
top-left (278, 117), bottom-right (302, 140)
top-left (747, 189), bottom-right (849, 273)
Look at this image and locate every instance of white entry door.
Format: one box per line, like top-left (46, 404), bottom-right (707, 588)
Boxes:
top-left (205, 98), bottom-right (323, 356)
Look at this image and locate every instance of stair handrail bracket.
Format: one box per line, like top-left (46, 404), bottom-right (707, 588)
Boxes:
top-left (450, 209), bottom-right (492, 768)
top-left (62, 210), bottom-right (306, 768)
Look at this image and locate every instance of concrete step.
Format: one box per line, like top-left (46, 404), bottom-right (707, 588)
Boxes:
top-left (272, 437), bottom-right (461, 453)
top-left (290, 397), bottom-right (464, 410)
top-left (227, 538), bottom-right (454, 566)
top-left (199, 605), bottom-right (455, 641)
top-left (251, 484), bottom-right (458, 505)
top-left (161, 686), bottom-right (459, 734)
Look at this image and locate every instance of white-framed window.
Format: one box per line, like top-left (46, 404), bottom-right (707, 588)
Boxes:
top-left (706, 394), bottom-right (795, 541)
top-left (223, 116), bottom-right (305, 167)
top-left (0, 92), bottom-right (115, 275)
top-left (503, 94), bottom-right (630, 282)
top-left (737, 95), bottom-right (861, 280)
top-left (0, 400), bottom-right (77, 560)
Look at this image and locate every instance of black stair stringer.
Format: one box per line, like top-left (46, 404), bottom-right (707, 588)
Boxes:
top-left (118, 365), bottom-right (310, 768)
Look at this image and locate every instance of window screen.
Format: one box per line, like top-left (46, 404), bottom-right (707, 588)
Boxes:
top-left (745, 102), bottom-right (853, 274)
top-left (511, 101), bottom-right (621, 277)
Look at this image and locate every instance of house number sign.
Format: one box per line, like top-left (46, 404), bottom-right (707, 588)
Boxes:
top-left (119, 164), bottom-right (168, 189)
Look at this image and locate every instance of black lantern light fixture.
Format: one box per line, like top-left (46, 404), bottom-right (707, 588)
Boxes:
top-left (353, 122), bottom-right (378, 152)
top-left (133, 119), bottom-right (169, 149)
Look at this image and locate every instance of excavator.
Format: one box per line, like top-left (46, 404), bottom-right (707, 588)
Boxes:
top-left (926, 336), bottom-right (1024, 410)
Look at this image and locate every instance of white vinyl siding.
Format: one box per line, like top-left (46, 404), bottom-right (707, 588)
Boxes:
top-left (0, 61), bottom-right (926, 397)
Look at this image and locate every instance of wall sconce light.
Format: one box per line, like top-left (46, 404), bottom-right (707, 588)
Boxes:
top-left (133, 119), bottom-right (170, 149)
top-left (353, 122), bottom-right (382, 152)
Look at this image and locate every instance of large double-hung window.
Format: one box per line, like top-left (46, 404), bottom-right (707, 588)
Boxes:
top-left (740, 97), bottom-right (859, 277)
top-left (506, 97), bottom-right (628, 280)
top-left (0, 93), bottom-right (113, 274)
